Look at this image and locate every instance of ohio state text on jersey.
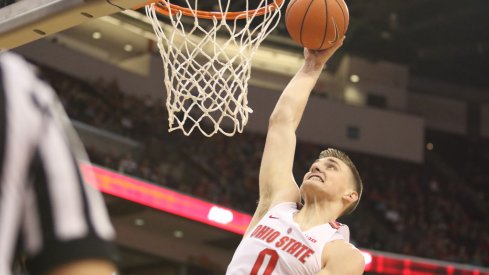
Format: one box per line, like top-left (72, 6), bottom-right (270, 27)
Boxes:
top-left (226, 202), bottom-right (350, 275)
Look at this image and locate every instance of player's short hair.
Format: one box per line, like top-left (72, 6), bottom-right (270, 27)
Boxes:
top-left (319, 148), bottom-right (363, 216)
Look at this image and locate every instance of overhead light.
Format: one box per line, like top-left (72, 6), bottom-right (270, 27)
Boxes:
top-left (92, 31), bottom-right (102, 40)
top-left (124, 44), bottom-right (133, 52)
top-left (344, 86), bottom-right (364, 106)
top-left (173, 230), bottom-right (184, 238)
top-left (134, 218), bottom-right (145, 226)
top-left (207, 206), bottom-right (234, 224)
top-left (426, 142), bottom-right (434, 151)
top-left (350, 74), bottom-right (360, 83)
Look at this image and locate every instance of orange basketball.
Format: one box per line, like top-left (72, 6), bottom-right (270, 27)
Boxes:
top-left (285, 0), bottom-right (349, 50)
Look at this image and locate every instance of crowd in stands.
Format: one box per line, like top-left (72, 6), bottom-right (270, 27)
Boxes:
top-left (38, 65), bottom-right (489, 266)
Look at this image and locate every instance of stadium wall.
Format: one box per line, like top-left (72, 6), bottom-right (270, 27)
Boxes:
top-left (408, 93), bottom-right (467, 135)
top-left (336, 55), bottom-right (409, 110)
top-left (15, 38), bottom-right (163, 99)
top-left (245, 85), bottom-right (424, 162)
top-left (16, 39), bottom-right (423, 162)
top-left (481, 104), bottom-right (489, 138)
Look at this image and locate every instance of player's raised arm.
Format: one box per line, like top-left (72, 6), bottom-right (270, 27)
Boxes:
top-left (246, 39), bottom-right (346, 232)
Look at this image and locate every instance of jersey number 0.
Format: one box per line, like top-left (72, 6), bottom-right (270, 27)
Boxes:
top-left (251, 249), bottom-right (279, 275)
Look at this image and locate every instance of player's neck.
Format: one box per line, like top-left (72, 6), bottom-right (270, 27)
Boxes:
top-left (293, 201), bottom-right (341, 231)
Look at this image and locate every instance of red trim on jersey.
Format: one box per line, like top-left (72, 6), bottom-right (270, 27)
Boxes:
top-left (329, 221), bottom-right (341, 229)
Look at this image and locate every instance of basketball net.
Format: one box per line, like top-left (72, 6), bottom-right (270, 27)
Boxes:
top-left (145, 0), bottom-right (283, 136)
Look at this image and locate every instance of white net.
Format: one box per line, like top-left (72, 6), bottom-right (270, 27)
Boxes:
top-left (145, 0), bottom-right (283, 136)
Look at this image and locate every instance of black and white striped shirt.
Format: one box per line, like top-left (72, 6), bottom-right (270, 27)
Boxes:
top-left (0, 52), bottom-right (116, 275)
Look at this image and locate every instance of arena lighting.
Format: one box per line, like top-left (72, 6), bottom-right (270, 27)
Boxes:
top-left (81, 164), bottom-right (251, 235)
top-left (123, 43), bottom-right (133, 52)
top-left (81, 164), bottom-right (489, 275)
top-left (364, 250), bottom-right (489, 275)
top-left (92, 31), bottom-right (102, 40)
top-left (208, 206), bottom-right (234, 224)
top-left (134, 218), bottom-right (144, 226)
top-left (362, 250), bottom-right (373, 267)
top-left (173, 230), bottom-right (184, 238)
top-left (350, 74), bottom-right (360, 83)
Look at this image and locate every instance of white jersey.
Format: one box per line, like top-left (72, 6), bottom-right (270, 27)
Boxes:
top-left (226, 202), bottom-right (350, 275)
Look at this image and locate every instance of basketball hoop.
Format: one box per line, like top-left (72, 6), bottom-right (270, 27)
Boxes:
top-left (145, 0), bottom-right (284, 136)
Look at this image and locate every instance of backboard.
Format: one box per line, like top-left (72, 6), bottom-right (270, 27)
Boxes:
top-left (0, 0), bottom-right (146, 50)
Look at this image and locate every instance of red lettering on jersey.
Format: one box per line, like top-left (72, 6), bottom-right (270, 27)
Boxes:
top-left (251, 225), bottom-right (263, 238)
top-left (266, 231), bottom-right (280, 243)
top-left (299, 248), bottom-right (314, 263)
top-left (286, 242), bottom-right (302, 255)
top-left (293, 244), bottom-right (309, 258)
top-left (252, 226), bottom-right (317, 265)
top-left (262, 227), bottom-right (274, 240)
top-left (255, 226), bottom-right (271, 240)
top-left (304, 234), bottom-right (317, 243)
top-left (275, 236), bottom-right (288, 248)
top-left (282, 238), bottom-right (296, 250)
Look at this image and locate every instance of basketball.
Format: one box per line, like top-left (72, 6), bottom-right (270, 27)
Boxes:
top-left (285, 0), bottom-right (349, 50)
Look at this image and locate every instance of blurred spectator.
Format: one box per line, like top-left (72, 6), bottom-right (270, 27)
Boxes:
top-left (118, 154), bottom-right (138, 175)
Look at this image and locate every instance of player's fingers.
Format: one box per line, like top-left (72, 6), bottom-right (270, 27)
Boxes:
top-left (331, 36), bottom-right (346, 51)
top-left (309, 36), bottom-right (345, 55)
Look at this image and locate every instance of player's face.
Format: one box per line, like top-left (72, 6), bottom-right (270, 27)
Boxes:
top-left (300, 157), bottom-right (354, 201)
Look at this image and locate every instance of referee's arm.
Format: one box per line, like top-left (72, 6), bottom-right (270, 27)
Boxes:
top-left (0, 52), bottom-right (118, 275)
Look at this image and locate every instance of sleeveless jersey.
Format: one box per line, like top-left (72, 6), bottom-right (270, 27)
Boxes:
top-left (226, 202), bottom-right (350, 275)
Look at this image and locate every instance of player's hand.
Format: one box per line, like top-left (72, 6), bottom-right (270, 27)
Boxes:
top-left (304, 36), bottom-right (345, 69)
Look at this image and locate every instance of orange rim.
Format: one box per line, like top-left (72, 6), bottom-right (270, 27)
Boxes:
top-left (152, 0), bottom-right (284, 20)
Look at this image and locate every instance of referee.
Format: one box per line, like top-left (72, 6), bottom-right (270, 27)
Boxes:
top-left (0, 52), bottom-right (118, 274)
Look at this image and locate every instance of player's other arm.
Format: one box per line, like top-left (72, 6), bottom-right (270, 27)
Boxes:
top-left (48, 259), bottom-right (117, 275)
top-left (317, 241), bottom-right (365, 275)
top-left (245, 39), bottom-right (346, 235)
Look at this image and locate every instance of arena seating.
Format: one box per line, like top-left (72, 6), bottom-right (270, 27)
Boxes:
top-left (39, 64), bottom-right (489, 266)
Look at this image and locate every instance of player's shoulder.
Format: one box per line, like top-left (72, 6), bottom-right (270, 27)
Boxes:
top-left (319, 240), bottom-right (364, 275)
top-left (270, 201), bottom-right (302, 210)
top-left (324, 240), bottom-right (361, 255)
top-left (323, 240), bottom-right (364, 269)
top-left (243, 201), bottom-right (299, 237)
top-left (266, 201), bottom-right (303, 217)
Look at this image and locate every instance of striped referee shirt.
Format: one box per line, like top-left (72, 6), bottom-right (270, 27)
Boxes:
top-left (0, 52), bottom-right (116, 275)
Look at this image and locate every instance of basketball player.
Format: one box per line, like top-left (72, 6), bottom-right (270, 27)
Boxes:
top-left (227, 37), bottom-right (365, 274)
top-left (0, 52), bottom-right (118, 275)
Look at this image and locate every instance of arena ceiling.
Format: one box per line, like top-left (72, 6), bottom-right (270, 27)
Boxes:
top-left (11, 0), bottom-right (488, 90)
top-left (142, 0), bottom-right (489, 89)
top-left (349, 0), bottom-right (488, 89)
top-left (270, 0), bottom-right (489, 89)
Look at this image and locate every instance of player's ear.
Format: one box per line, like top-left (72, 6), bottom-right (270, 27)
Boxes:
top-left (342, 191), bottom-right (358, 204)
